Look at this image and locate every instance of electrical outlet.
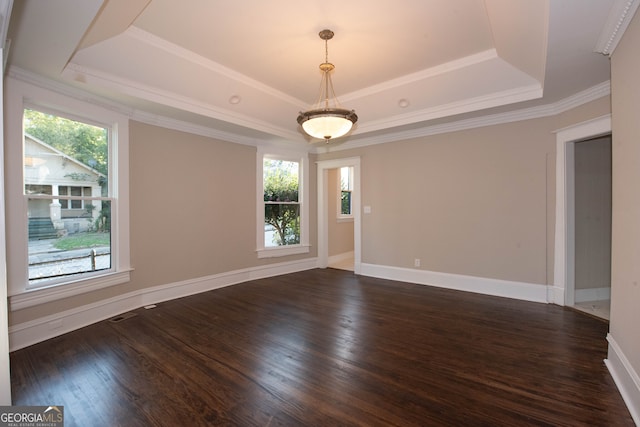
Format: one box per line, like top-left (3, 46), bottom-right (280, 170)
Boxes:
top-left (414, 258), bottom-right (421, 267)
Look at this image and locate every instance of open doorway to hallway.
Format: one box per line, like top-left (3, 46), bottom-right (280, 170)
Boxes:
top-left (572, 135), bottom-right (612, 320)
top-left (317, 157), bottom-right (361, 274)
top-left (327, 166), bottom-right (355, 271)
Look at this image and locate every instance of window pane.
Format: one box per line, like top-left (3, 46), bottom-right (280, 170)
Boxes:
top-left (264, 204), bottom-right (300, 247)
top-left (340, 166), bottom-right (352, 191)
top-left (25, 185), bottom-right (52, 195)
top-left (263, 159), bottom-right (299, 202)
top-left (23, 108), bottom-right (111, 285)
top-left (23, 108), bottom-right (109, 193)
top-left (341, 191), bottom-right (352, 215)
top-left (27, 199), bottom-right (112, 283)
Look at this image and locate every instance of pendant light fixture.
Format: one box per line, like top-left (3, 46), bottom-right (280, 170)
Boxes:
top-left (297, 29), bottom-right (357, 143)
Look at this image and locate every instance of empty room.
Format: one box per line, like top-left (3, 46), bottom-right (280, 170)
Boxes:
top-left (0, 1), bottom-right (639, 425)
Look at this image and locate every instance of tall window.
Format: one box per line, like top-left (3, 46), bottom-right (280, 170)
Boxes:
top-left (5, 78), bottom-right (130, 310)
top-left (23, 108), bottom-right (111, 285)
top-left (339, 166), bottom-right (354, 218)
top-left (263, 159), bottom-right (300, 247)
top-left (257, 150), bottom-right (309, 258)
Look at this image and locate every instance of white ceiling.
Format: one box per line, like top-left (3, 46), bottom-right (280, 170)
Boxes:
top-left (5, 0), bottom-right (624, 149)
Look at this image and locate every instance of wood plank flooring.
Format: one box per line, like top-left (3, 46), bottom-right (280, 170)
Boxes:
top-left (10, 269), bottom-right (634, 426)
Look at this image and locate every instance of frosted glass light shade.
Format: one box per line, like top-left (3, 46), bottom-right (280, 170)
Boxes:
top-left (297, 108), bottom-right (358, 141)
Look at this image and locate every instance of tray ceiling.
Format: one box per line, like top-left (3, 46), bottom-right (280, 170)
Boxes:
top-left (6, 0), bottom-right (618, 148)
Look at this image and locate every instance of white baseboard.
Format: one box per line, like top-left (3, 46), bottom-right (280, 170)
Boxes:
top-left (605, 334), bottom-right (640, 425)
top-left (547, 285), bottom-right (565, 305)
top-left (9, 257), bottom-right (318, 351)
top-left (8, 260), bottom-right (553, 351)
top-left (360, 263), bottom-right (548, 303)
top-left (574, 287), bottom-right (611, 303)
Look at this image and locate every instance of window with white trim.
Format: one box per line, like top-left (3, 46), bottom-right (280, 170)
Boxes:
top-left (256, 149), bottom-right (309, 258)
top-left (4, 77), bottom-right (130, 309)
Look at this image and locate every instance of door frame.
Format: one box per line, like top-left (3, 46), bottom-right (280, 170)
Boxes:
top-left (553, 115), bottom-right (611, 306)
top-left (317, 157), bottom-right (361, 274)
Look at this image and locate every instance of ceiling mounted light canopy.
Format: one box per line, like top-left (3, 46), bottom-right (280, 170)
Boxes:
top-left (297, 29), bottom-right (357, 143)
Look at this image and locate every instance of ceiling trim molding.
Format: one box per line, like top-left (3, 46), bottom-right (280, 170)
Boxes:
top-left (340, 49), bottom-right (498, 102)
top-left (125, 26), bottom-right (306, 107)
top-left (8, 66), bottom-right (303, 149)
top-left (318, 81), bottom-right (611, 153)
top-left (131, 110), bottom-right (261, 147)
top-left (7, 66), bottom-right (136, 116)
top-left (62, 62), bottom-right (301, 141)
top-left (595, 0), bottom-right (640, 55)
top-left (9, 65), bottom-right (610, 154)
top-left (355, 83), bottom-right (542, 135)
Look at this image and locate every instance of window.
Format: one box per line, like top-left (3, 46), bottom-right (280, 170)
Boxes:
top-left (339, 166), bottom-right (354, 218)
top-left (263, 159), bottom-right (300, 247)
top-left (256, 149), bottom-right (309, 258)
top-left (23, 109), bottom-right (111, 284)
top-left (58, 187), bottom-right (93, 210)
top-left (4, 77), bottom-right (130, 309)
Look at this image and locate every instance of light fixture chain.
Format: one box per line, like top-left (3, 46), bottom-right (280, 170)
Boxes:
top-left (325, 37), bottom-right (329, 64)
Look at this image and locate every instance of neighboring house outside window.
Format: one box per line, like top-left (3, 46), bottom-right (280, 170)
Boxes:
top-left (24, 133), bottom-right (104, 237)
top-left (256, 148), bottom-right (309, 258)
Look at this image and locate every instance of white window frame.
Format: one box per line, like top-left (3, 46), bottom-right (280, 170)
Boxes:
top-left (256, 147), bottom-right (309, 258)
top-left (337, 166), bottom-right (354, 222)
top-left (4, 77), bottom-right (131, 311)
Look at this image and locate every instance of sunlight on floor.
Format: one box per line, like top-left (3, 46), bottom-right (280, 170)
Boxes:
top-left (329, 254), bottom-right (354, 271)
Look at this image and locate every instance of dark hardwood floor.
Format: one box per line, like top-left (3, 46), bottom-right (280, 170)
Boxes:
top-left (10, 269), bottom-right (634, 426)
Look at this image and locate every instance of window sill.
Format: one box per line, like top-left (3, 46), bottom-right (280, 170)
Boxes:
top-left (337, 216), bottom-right (354, 223)
top-left (257, 245), bottom-right (310, 259)
top-left (9, 269), bottom-right (133, 311)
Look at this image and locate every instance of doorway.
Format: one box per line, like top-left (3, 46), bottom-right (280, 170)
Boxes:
top-left (572, 136), bottom-right (612, 320)
top-left (316, 157), bottom-right (361, 274)
top-left (553, 115), bottom-right (611, 320)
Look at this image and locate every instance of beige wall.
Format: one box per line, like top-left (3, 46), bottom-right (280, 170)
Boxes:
top-left (610, 9), bottom-right (640, 384)
top-left (327, 168), bottom-right (354, 257)
top-left (318, 98), bottom-right (610, 287)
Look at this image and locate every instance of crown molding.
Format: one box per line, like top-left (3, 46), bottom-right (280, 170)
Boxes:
top-left (7, 66), bottom-right (136, 116)
top-left (595, 0), bottom-right (640, 55)
top-left (7, 66), bottom-right (303, 149)
top-left (8, 65), bottom-right (610, 155)
top-left (126, 26), bottom-right (305, 107)
top-left (318, 81), bottom-right (611, 153)
top-left (131, 109), bottom-right (304, 151)
top-left (62, 62), bottom-right (301, 142)
top-left (340, 49), bottom-right (498, 102)
top-left (356, 83), bottom-right (542, 135)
